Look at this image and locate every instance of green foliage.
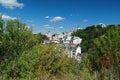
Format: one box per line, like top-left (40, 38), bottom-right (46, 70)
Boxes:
top-left (0, 15), bottom-right (4, 35)
top-left (72, 25), bottom-right (107, 52)
top-left (0, 19), bottom-right (38, 59)
top-left (34, 44), bottom-right (80, 75)
top-left (90, 25), bottom-right (120, 70)
top-left (72, 24), bottom-right (120, 79)
top-left (0, 43), bottom-right (80, 79)
top-left (34, 32), bottom-right (46, 44)
top-left (0, 51), bottom-right (38, 79)
top-left (85, 25), bottom-right (120, 79)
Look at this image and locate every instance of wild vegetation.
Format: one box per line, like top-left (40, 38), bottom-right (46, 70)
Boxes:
top-left (72, 24), bottom-right (120, 80)
top-left (0, 15), bottom-right (120, 80)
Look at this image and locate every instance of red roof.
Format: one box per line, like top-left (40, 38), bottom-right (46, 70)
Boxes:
top-left (69, 43), bottom-right (77, 46)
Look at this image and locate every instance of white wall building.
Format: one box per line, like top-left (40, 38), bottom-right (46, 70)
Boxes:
top-left (62, 36), bottom-right (83, 62)
top-left (45, 32), bottom-right (52, 40)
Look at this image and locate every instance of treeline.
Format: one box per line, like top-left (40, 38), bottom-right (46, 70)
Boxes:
top-left (72, 24), bottom-right (120, 52)
top-left (0, 16), bottom-right (45, 60)
top-left (72, 24), bottom-right (120, 80)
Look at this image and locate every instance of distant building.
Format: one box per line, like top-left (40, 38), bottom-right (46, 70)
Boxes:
top-left (45, 32), bottom-right (52, 40)
top-left (62, 36), bottom-right (83, 62)
top-left (44, 31), bottom-right (83, 62)
top-left (63, 36), bottom-right (82, 45)
top-left (52, 34), bottom-right (59, 43)
top-left (95, 23), bottom-right (107, 28)
top-left (44, 32), bottom-right (52, 45)
top-left (58, 33), bottom-right (64, 39)
top-left (67, 30), bottom-right (73, 36)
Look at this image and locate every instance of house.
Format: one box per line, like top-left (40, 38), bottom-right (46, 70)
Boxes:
top-left (45, 32), bottom-right (52, 40)
top-left (66, 30), bottom-right (73, 36)
top-left (62, 36), bottom-right (82, 62)
top-left (63, 36), bottom-right (82, 45)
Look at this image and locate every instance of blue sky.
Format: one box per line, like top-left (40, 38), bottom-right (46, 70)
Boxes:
top-left (0, 0), bottom-right (120, 34)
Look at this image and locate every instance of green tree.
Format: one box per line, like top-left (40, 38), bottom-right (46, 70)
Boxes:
top-left (71, 25), bottom-right (107, 52)
top-left (0, 15), bottom-right (4, 56)
top-left (34, 32), bottom-right (46, 44)
top-left (0, 44), bottom-right (80, 79)
top-left (0, 19), bottom-right (37, 59)
top-left (0, 15), bottom-right (4, 35)
top-left (87, 25), bottom-right (120, 79)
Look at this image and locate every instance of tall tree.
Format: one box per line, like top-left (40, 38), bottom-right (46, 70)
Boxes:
top-left (88, 25), bottom-right (120, 76)
top-left (0, 19), bottom-right (37, 59)
top-left (0, 15), bottom-right (4, 37)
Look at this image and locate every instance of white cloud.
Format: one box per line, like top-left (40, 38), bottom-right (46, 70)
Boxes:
top-left (45, 26), bottom-right (54, 29)
top-left (45, 16), bottom-right (50, 19)
top-left (59, 26), bottom-right (64, 28)
top-left (83, 19), bottom-right (88, 22)
top-left (27, 20), bottom-right (33, 23)
top-left (49, 16), bottom-right (64, 22)
top-left (44, 24), bottom-right (50, 27)
top-left (0, 0), bottom-right (24, 9)
top-left (2, 14), bottom-right (17, 20)
top-left (44, 24), bottom-right (53, 29)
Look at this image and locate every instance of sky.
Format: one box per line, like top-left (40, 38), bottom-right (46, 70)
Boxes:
top-left (0, 0), bottom-right (120, 34)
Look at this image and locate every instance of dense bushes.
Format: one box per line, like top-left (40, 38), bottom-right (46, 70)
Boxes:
top-left (72, 24), bottom-right (120, 80)
top-left (71, 25), bottom-right (107, 52)
top-left (0, 44), bottom-right (80, 80)
top-left (90, 26), bottom-right (120, 79)
top-left (0, 19), bottom-right (37, 59)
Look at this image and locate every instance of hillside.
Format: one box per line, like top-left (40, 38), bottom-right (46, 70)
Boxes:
top-left (72, 24), bottom-right (120, 52)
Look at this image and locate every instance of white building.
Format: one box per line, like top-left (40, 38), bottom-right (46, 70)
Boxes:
top-left (45, 32), bottom-right (52, 40)
top-left (62, 36), bottom-right (82, 62)
top-left (63, 36), bottom-right (82, 45)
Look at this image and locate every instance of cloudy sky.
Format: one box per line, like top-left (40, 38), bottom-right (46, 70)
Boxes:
top-left (0, 0), bottom-right (120, 34)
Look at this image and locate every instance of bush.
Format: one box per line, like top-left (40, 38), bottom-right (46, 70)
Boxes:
top-left (0, 44), bottom-right (80, 79)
